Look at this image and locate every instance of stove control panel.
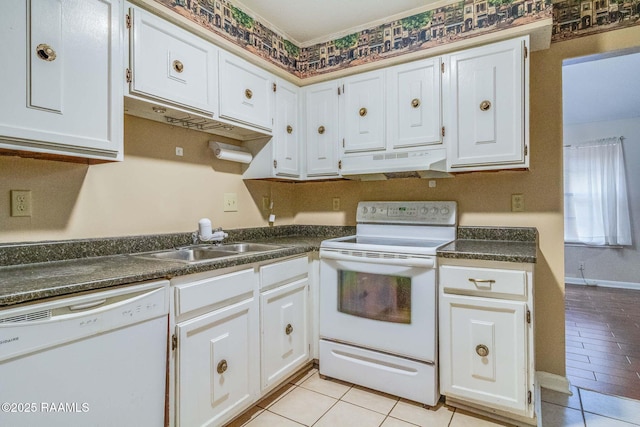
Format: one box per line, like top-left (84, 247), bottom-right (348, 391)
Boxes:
top-left (357, 201), bottom-right (457, 225)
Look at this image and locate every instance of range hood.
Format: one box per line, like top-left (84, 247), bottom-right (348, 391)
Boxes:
top-left (340, 148), bottom-right (452, 181)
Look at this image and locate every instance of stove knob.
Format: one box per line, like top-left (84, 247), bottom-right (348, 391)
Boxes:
top-left (420, 207), bottom-right (428, 214)
top-left (430, 207), bottom-right (438, 214)
top-left (362, 207), bottom-right (369, 214)
top-left (441, 207), bottom-right (450, 215)
top-left (371, 207), bottom-right (377, 214)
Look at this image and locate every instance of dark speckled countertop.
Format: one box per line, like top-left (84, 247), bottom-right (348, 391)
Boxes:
top-left (0, 225), bottom-right (536, 307)
top-left (0, 226), bottom-right (353, 307)
top-left (437, 226), bottom-right (538, 263)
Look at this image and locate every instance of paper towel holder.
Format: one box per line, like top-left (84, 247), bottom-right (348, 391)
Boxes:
top-left (209, 141), bottom-right (253, 164)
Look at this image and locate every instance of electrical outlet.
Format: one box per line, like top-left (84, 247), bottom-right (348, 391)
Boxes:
top-left (224, 193), bottom-right (238, 212)
top-left (175, 147), bottom-right (184, 156)
top-left (511, 194), bottom-right (525, 212)
top-left (332, 198), bottom-right (340, 211)
top-left (262, 196), bottom-right (270, 211)
top-left (11, 190), bottom-right (32, 217)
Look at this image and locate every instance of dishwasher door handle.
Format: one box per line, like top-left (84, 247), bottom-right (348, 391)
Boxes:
top-left (68, 299), bottom-right (107, 311)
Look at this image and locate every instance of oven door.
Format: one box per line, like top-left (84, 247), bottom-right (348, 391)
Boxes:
top-left (319, 248), bottom-right (437, 362)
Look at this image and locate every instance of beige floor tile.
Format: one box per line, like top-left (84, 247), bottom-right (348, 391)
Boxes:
top-left (290, 368), bottom-right (318, 386)
top-left (580, 388), bottom-right (640, 425)
top-left (583, 412), bottom-right (639, 427)
top-left (314, 401), bottom-right (386, 427)
top-left (540, 402), bottom-right (585, 427)
top-left (341, 385), bottom-right (399, 415)
top-left (257, 383), bottom-right (296, 409)
top-left (244, 410), bottom-right (305, 427)
top-left (268, 386), bottom-right (337, 426)
top-left (541, 386), bottom-right (583, 410)
top-left (388, 400), bottom-right (454, 427)
top-left (449, 409), bottom-right (515, 427)
top-left (299, 372), bottom-right (352, 399)
top-left (381, 417), bottom-right (420, 426)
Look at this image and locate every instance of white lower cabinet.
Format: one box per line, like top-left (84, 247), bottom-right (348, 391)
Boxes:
top-left (439, 259), bottom-right (535, 424)
top-left (176, 298), bottom-right (258, 427)
top-left (172, 267), bottom-right (259, 427)
top-left (261, 279), bottom-right (309, 390)
top-left (171, 256), bottom-right (311, 426)
top-left (260, 256), bottom-right (310, 391)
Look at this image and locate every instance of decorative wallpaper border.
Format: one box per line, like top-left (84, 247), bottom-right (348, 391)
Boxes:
top-left (154, 0), bottom-right (639, 78)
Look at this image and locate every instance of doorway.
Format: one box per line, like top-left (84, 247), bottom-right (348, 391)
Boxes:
top-left (562, 47), bottom-right (640, 399)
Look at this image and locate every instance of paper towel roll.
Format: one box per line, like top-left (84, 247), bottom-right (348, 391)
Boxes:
top-left (209, 141), bottom-right (253, 164)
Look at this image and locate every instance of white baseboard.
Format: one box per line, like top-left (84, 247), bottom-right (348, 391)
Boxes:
top-left (565, 277), bottom-right (640, 290)
top-left (535, 371), bottom-right (571, 394)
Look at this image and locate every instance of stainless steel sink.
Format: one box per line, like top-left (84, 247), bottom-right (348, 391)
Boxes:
top-left (132, 242), bottom-right (286, 264)
top-left (216, 243), bottom-right (284, 253)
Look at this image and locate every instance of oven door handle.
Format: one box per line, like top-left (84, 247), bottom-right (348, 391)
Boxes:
top-left (320, 250), bottom-right (434, 268)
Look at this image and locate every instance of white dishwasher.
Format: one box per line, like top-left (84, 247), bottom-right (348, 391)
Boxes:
top-left (0, 280), bottom-right (169, 427)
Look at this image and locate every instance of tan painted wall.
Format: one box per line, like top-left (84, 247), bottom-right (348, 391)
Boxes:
top-left (0, 115), bottom-right (295, 242)
top-left (1, 26), bottom-right (639, 376)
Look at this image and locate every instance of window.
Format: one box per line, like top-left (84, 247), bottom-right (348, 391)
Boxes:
top-left (564, 137), bottom-right (631, 246)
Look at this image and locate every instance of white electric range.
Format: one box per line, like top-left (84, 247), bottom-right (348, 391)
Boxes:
top-left (319, 201), bottom-right (457, 406)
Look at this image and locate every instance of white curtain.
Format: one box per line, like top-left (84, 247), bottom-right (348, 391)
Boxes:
top-left (564, 137), bottom-right (632, 246)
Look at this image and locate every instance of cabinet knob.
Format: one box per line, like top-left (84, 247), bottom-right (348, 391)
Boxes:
top-left (273, 159), bottom-right (278, 168)
top-left (36, 44), bottom-right (56, 62)
top-left (285, 323), bottom-right (293, 335)
top-left (475, 344), bottom-right (489, 357)
top-left (245, 89), bottom-right (253, 99)
top-left (173, 60), bottom-right (184, 73)
top-left (359, 107), bottom-right (367, 117)
top-left (217, 359), bottom-right (228, 374)
top-left (286, 125), bottom-right (293, 134)
top-left (411, 98), bottom-right (421, 108)
top-left (479, 100), bottom-right (492, 111)
top-left (318, 125), bottom-right (325, 135)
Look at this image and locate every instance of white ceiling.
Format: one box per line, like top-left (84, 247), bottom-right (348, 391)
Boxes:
top-left (236, 0), bottom-right (439, 45)
top-left (563, 50), bottom-right (640, 125)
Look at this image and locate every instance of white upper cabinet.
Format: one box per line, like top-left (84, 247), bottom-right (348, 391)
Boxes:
top-left (445, 36), bottom-right (529, 171)
top-left (129, 6), bottom-right (218, 115)
top-left (219, 51), bottom-right (274, 131)
top-left (387, 58), bottom-right (442, 149)
top-left (0, 0), bottom-right (123, 161)
top-left (340, 70), bottom-right (386, 153)
top-left (273, 79), bottom-right (300, 177)
top-left (304, 81), bottom-right (340, 177)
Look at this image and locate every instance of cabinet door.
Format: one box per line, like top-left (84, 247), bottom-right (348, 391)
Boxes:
top-left (176, 298), bottom-right (259, 427)
top-left (261, 279), bottom-right (309, 390)
top-left (219, 51), bottom-right (273, 131)
top-left (0, 0), bottom-right (122, 161)
top-left (130, 6), bottom-right (218, 115)
top-left (273, 79), bottom-right (300, 177)
top-left (440, 294), bottom-right (529, 415)
top-left (446, 37), bottom-right (528, 170)
top-left (305, 81), bottom-right (340, 177)
top-left (387, 58), bottom-right (442, 149)
top-left (340, 70), bottom-right (386, 153)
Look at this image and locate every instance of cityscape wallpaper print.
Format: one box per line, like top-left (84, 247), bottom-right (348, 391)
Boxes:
top-left (153, 0), bottom-right (639, 78)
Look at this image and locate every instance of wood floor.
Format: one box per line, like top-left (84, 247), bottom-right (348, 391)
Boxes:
top-left (565, 283), bottom-right (640, 400)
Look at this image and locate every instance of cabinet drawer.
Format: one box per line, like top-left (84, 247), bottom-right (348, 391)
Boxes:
top-left (174, 268), bottom-right (256, 317)
top-left (440, 265), bottom-right (527, 298)
top-left (260, 256), bottom-right (308, 291)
